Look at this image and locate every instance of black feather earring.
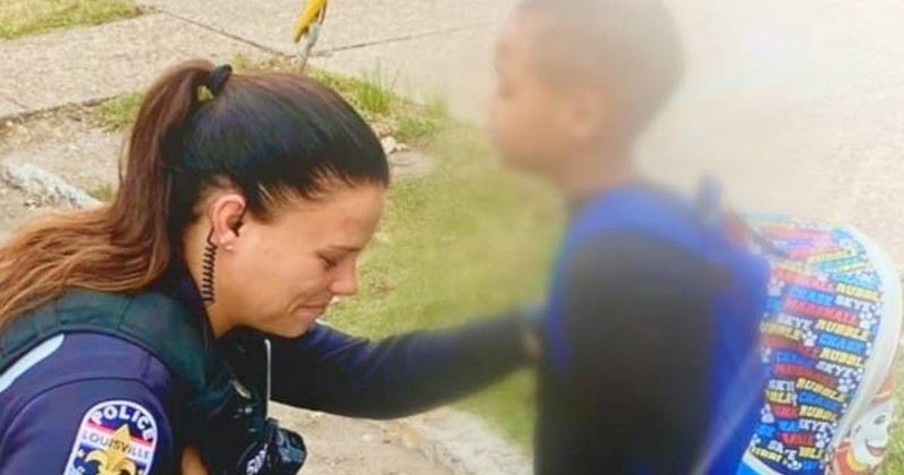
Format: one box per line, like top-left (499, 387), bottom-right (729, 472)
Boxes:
top-left (201, 228), bottom-right (218, 305)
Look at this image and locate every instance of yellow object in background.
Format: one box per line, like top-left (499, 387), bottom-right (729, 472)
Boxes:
top-left (293, 0), bottom-right (329, 69)
top-left (293, 0), bottom-right (328, 43)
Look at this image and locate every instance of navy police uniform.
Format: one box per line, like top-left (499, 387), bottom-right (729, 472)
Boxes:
top-left (0, 264), bottom-right (528, 474)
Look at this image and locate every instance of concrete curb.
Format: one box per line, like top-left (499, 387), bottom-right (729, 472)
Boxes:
top-left (385, 408), bottom-right (532, 475)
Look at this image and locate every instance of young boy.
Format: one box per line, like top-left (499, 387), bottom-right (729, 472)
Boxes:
top-left (489, 0), bottom-right (770, 473)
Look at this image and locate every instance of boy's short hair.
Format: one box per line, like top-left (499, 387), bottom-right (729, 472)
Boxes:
top-left (518, 0), bottom-right (684, 130)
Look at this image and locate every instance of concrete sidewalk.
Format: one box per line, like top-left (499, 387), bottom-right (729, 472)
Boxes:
top-left (139, 0), bottom-right (517, 118)
top-left (0, 0), bottom-right (515, 121)
top-left (3, 0), bottom-right (903, 267)
top-left (141, 0), bottom-right (515, 54)
top-left (0, 12), bottom-right (267, 117)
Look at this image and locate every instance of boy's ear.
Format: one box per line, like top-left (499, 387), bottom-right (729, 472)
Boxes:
top-left (567, 87), bottom-right (614, 142)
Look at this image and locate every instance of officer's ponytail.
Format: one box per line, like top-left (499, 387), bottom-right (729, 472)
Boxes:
top-left (0, 59), bottom-right (388, 328)
top-left (113, 59), bottom-right (217, 285)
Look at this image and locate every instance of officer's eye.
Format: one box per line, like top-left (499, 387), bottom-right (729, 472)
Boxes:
top-left (320, 256), bottom-right (338, 269)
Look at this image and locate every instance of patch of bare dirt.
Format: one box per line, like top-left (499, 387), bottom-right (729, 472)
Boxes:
top-left (0, 107), bottom-right (121, 192)
top-left (272, 404), bottom-right (454, 475)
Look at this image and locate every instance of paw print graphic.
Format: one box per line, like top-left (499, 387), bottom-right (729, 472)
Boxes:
top-left (768, 279), bottom-right (785, 297)
top-left (783, 450), bottom-right (803, 471)
top-left (859, 313), bottom-right (875, 331)
top-left (761, 405), bottom-right (776, 424)
top-left (802, 329), bottom-right (818, 347)
top-left (815, 430), bottom-right (831, 449)
top-left (761, 347), bottom-right (773, 364)
top-left (750, 434), bottom-right (762, 448)
top-left (838, 374), bottom-right (856, 394)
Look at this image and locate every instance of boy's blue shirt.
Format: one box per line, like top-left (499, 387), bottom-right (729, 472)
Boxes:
top-left (536, 183), bottom-right (769, 474)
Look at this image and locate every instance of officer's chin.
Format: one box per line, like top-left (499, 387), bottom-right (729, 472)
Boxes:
top-left (267, 322), bottom-right (314, 339)
top-left (267, 312), bottom-right (320, 338)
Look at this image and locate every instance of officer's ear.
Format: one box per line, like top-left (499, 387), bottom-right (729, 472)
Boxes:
top-left (207, 192), bottom-right (247, 251)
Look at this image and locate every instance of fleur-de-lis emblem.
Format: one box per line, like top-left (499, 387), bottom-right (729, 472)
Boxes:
top-left (85, 425), bottom-right (138, 475)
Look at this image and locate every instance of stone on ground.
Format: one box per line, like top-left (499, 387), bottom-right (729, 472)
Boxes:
top-left (0, 180), bottom-right (63, 242)
top-left (1, 126), bottom-right (120, 192)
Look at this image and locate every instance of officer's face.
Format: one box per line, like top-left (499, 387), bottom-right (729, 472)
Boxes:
top-left (208, 183), bottom-right (385, 337)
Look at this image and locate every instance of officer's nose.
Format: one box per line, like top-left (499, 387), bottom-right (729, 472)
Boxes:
top-left (329, 260), bottom-right (358, 296)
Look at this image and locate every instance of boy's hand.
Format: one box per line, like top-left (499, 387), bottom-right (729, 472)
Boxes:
top-left (517, 302), bottom-right (546, 361)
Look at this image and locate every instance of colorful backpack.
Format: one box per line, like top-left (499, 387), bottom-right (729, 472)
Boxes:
top-left (738, 215), bottom-right (901, 475)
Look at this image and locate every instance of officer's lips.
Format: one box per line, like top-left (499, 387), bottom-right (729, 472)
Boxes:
top-left (298, 300), bottom-right (332, 317)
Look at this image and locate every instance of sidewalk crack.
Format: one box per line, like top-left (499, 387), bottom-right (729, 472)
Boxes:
top-left (158, 9), bottom-right (489, 59)
top-left (0, 90), bottom-right (28, 111)
top-left (317, 23), bottom-right (493, 56)
top-left (159, 10), bottom-right (287, 56)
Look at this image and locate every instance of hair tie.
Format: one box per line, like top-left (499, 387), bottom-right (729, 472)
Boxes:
top-left (196, 64), bottom-right (233, 103)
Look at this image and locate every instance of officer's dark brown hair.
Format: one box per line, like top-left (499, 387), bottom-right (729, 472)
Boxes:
top-left (0, 59), bottom-right (389, 326)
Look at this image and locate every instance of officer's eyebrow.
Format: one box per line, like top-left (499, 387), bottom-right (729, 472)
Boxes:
top-left (326, 244), bottom-right (363, 253)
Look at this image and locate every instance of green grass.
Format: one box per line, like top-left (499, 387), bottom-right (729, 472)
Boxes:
top-left (325, 121), bottom-right (561, 446)
top-left (0, 0), bottom-right (142, 41)
top-left (881, 357), bottom-right (904, 474)
top-left (94, 55), bottom-right (450, 142)
top-left (395, 95), bottom-right (448, 142)
top-left (354, 67), bottom-right (395, 116)
top-left (232, 54), bottom-right (446, 142)
top-left (93, 92), bottom-right (143, 130)
top-left (88, 58), bottom-right (560, 446)
top-left (88, 183), bottom-right (115, 202)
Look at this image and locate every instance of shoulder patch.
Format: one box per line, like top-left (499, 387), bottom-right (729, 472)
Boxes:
top-left (65, 400), bottom-right (159, 475)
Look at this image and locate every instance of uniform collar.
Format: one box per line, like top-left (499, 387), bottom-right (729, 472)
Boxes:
top-left (152, 260), bottom-right (214, 341)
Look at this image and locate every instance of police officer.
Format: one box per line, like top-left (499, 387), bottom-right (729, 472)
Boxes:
top-left (0, 60), bottom-right (530, 474)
